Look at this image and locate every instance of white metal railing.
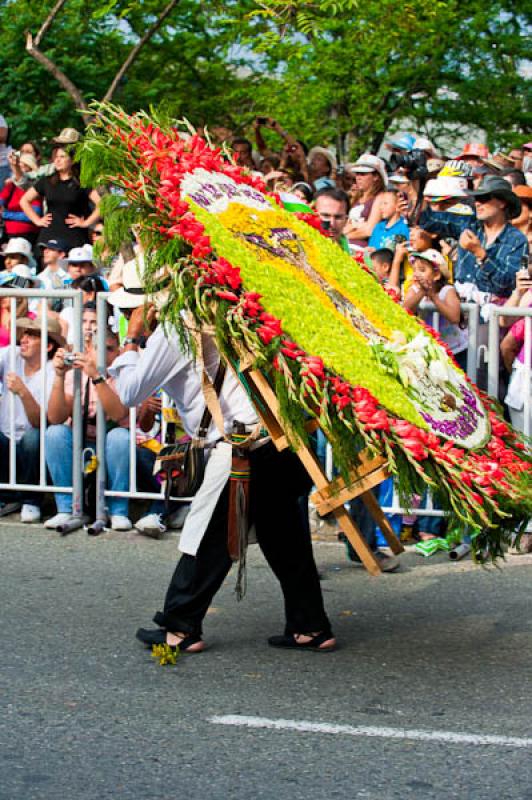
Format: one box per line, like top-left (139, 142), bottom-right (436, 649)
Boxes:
top-left (0, 288), bottom-right (84, 517)
top-left (1, 290), bottom-right (530, 527)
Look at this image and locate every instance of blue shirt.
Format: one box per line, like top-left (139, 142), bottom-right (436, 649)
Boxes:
top-left (368, 217), bottom-right (409, 251)
top-left (419, 208), bottom-right (529, 297)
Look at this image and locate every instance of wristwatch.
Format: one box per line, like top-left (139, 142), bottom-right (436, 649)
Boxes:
top-left (91, 375), bottom-right (106, 385)
top-left (123, 335), bottom-right (146, 348)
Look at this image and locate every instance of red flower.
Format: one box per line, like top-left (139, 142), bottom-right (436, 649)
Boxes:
top-left (257, 325), bottom-right (278, 345)
top-left (216, 290), bottom-right (239, 303)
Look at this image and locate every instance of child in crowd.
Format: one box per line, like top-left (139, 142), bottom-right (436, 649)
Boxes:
top-left (403, 248), bottom-right (468, 370)
top-left (399, 226), bottom-right (454, 295)
top-left (368, 189), bottom-right (409, 251)
top-left (365, 248), bottom-right (400, 299)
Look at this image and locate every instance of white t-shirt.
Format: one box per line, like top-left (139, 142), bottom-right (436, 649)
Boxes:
top-left (0, 347), bottom-right (54, 440)
top-left (419, 284), bottom-right (468, 354)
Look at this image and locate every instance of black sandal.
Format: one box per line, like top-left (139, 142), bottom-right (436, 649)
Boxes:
top-left (268, 632), bottom-right (337, 652)
top-left (136, 627), bottom-right (204, 653)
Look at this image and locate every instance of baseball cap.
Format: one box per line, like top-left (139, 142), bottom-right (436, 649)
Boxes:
top-left (410, 248), bottom-right (447, 270)
top-left (38, 238), bottom-right (69, 253)
top-left (66, 244), bottom-right (94, 263)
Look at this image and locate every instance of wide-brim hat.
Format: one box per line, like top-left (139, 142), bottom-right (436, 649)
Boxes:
top-left (15, 316), bottom-right (66, 347)
top-left (454, 142), bottom-right (489, 160)
top-left (53, 128), bottom-right (80, 146)
top-left (384, 133), bottom-right (415, 152)
top-left (467, 175), bottom-right (521, 219)
top-left (514, 185), bottom-right (532, 204)
top-left (424, 176), bottom-right (468, 199)
top-left (307, 146), bottom-right (337, 173)
top-left (1, 237), bottom-right (36, 271)
top-left (1, 237), bottom-right (33, 259)
top-left (350, 153), bottom-right (388, 186)
top-left (107, 255), bottom-right (170, 310)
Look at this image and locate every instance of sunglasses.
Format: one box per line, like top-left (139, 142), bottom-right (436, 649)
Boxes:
top-left (474, 193), bottom-right (496, 203)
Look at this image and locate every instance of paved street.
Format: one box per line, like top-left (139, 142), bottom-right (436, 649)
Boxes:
top-left (1, 521), bottom-right (532, 800)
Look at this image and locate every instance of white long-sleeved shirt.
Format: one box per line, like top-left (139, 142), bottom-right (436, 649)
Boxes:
top-left (0, 347), bottom-right (54, 440)
top-left (108, 324), bottom-right (258, 443)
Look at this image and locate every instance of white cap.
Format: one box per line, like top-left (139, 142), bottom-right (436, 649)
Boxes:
top-left (66, 244), bottom-right (94, 263)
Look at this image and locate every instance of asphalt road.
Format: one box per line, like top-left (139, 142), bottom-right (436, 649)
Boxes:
top-left (1, 521), bottom-right (532, 800)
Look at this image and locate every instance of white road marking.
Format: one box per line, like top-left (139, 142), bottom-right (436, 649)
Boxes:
top-left (209, 715), bottom-right (532, 748)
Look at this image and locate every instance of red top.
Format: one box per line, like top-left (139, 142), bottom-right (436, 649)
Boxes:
top-left (0, 180), bottom-right (42, 237)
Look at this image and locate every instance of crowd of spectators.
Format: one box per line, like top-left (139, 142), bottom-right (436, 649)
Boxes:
top-left (0, 110), bottom-right (530, 552)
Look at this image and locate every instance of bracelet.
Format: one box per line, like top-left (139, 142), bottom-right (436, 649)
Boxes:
top-left (91, 375), bottom-right (106, 385)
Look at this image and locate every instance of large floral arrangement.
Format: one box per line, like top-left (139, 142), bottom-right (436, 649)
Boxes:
top-left (80, 104), bottom-right (532, 561)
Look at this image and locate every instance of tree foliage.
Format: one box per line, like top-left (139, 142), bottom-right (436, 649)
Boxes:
top-left (0, 0), bottom-right (529, 154)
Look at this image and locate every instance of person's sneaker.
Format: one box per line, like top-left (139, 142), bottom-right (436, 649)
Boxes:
top-left (0, 501), bottom-right (22, 518)
top-left (166, 505), bottom-right (190, 530)
top-left (44, 512), bottom-right (73, 530)
top-left (375, 550), bottom-right (400, 572)
top-left (110, 515), bottom-right (133, 531)
top-left (20, 504), bottom-right (41, 524)
top-left (339, 533), bottom-right (400, 572)
top-left (135, 513), bottom-right (167, 538)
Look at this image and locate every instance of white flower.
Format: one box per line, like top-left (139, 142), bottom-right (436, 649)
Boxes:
top-left (428, 359), bottom-right (448, 384)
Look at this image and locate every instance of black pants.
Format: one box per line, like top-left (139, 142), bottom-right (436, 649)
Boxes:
top-left (153, 443), bottom-right (332, 638)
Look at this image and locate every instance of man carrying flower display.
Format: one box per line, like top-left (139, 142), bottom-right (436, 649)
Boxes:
top-left (108, 273), bottom-right (337, 654)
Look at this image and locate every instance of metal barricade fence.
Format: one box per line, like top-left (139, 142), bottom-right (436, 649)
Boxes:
top-left (93, 293), bottom-right (182, 525)
top-left (0, 291), bottom-right (529, 524)
top-left (0, 287), bottom-right (84, 515)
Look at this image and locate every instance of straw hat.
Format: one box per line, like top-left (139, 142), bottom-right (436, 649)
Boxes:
top-left (16, 316), bottom-right (66, 347)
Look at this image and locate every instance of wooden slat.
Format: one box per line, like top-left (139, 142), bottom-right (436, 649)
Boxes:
top-left (310, 465), bottom-right (389, 516)
top-left (334, 508), bottom-right (382, 576)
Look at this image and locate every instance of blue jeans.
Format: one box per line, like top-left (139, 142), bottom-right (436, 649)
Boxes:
top-left (105, 427), bottom-right (164, 515)
top-left (417, 490), bottom-right (444, 537)
top-left (0, 428), bottom-right (42, 506)
top-left (45, 425), bottom-right (163, 516)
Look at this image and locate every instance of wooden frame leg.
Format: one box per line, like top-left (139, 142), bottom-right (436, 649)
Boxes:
top-left (236, 363), bottom-right (401, 575)
top-left (334, 507), bottom-right (382, 576)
